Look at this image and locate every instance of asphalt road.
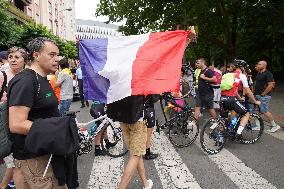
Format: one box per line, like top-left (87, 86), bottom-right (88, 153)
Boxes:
top-left (1, 85), bottom-right (284, 189)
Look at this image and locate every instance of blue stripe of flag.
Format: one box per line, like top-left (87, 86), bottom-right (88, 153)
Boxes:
top-left (79, 39), bottom-right (110, 103)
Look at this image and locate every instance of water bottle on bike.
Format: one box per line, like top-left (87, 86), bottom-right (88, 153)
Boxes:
top-left (227, 116), bottom-right (238, 132)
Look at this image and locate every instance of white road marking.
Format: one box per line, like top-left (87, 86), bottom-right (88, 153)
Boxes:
top-left (87, 155), bottom-right (124, 189)
top-left (152, 132), bottom-right (202, 189)
top-left (197, 134), bottom-right (277, 189)
top-left (87, 125), bottom-right (124, 189)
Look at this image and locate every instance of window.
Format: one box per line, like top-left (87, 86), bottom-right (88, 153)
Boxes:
top-left (27, 7), bottom-right (32, 17)
top-left (36, 13), bottom-right (40, 23)
top-left (49, 19), bottom-right (53, 31)
top-left (48, 1), bottom-right (52, 13)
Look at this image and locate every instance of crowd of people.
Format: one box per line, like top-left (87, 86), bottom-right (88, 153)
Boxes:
top-left (184, 58), bottom-right (281, 134)
top-left (0, 36), bottom-right (282, 189)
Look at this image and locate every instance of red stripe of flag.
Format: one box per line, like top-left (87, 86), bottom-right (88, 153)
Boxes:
top-left (131, 30), bottom-right (189, 95)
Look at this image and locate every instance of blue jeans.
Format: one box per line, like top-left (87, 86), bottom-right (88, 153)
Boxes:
top-left (59, 99), bottom-right (72, 116)
top-left (255, 95), bottom-right (271, 113)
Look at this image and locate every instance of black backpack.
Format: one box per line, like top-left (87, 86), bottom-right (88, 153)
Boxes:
top-left (0, 69), bottom-right (39, 159)
top-left (0, 71), bottom-right (10, 158)
top-left (107, 95), bottom-right (145, 124)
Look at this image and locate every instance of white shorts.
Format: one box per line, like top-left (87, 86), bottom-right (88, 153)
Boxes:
top-left (4, 154), bottom-right (15, 168)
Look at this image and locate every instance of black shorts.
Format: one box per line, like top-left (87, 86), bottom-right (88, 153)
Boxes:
top-left (195, 92), bottom-right (214, 109)
top-left (145, 107), bottom-right (155, 128)
top-left (220, 96), bottom-right (247, 115)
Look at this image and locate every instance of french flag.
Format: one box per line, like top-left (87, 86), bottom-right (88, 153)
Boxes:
top-left (79, 30), bottom-right (189, 104)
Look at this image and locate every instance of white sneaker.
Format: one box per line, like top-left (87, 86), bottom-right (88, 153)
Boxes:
top-left (252, 126), bottom-right (260, 131)
top-left (210, 121), bottom-right (218, 130)
top-left (187, 121), bottom-right (196, 130)
top-left (252, 119), bottom-right (261, 130)
top-left (143, 179), bottom-right (153, 189)
top-left (267, 125), bottom-right (281, 133)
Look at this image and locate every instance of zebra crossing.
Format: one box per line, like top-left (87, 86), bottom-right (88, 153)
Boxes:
top-left (82, 129), bottom-right (284, 189)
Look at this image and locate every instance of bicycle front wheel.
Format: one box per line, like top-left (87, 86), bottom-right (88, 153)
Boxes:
top-left (239, 113), bottom-right (264, 144)
top-left (101, 122), bottom-right (128, 158)
top-left (168, 111), bottom-right (199, 148)
top-left (200, 119), bottom-right (227, 155)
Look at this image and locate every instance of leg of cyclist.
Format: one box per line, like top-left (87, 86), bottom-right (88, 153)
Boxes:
top-left (231, 100), bottom-right (250, 139)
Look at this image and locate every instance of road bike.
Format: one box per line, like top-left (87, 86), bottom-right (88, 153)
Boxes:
top-left (65, 111), bottom-right (128, 158)
top-left (157, 93), bottom-right (199, 148)
top-left (200, 100), bottom-right (264, 155)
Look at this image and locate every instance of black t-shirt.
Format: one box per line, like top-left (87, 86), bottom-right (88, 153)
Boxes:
top-left (8, 69), bottom-right (60, 160)
top-left (254, 70), bottom-right (274, 96)
top-left (197, 68), bottom-right (214, 96)
top-left (144, 94), bottom-right (160, 108)
top-left (107, 95), bottom-right (144, 124)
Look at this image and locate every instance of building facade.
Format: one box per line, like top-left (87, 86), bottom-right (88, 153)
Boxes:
top-left (25, 0), bottom-right (76, 41)
top-left (76, 19), bottom-right (122, 39)
top-left (5, 0), bottom-right (76, 41)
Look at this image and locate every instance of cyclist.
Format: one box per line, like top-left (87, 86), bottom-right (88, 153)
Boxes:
top-left (220, 60), bottom-right (261, 139)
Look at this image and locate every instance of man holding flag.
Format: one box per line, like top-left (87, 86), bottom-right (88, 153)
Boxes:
top-left (79, 29), bottom-right (195, 189)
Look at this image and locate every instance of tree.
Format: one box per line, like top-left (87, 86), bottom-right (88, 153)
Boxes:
top-left (17, 23), bottom-right (78, 60)
top-left (0, 0), bottom-right (21, 50)
top-left (97, 0), bottom-right (284, 71)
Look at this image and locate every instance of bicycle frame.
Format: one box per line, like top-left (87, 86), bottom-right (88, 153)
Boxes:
top-left (159, 93), bottom-right (192, 127)
top-left (79, 114), bottom-right (118, 138)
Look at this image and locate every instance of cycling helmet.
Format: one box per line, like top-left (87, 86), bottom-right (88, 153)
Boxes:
top-left (233, 59), bottom-right (248, 68)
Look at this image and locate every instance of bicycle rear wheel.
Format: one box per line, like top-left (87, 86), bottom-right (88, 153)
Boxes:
top-left (101, 122), bottom-right (128, 158)
top-left (168, 110), bottom-right (199, 148)
top-left (239, 113), bottom-right (264, 144)
top-left (200, 119), bottom-right (227, 155)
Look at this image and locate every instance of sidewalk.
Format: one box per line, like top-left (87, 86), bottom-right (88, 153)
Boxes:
top-left (267, 83), bottom-right (284, 127)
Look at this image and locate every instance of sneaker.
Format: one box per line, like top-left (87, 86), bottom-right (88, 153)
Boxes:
top-left (105, 141), bottom-right (116, 149)
top-left (144, 152), bottom-right (158, 160)
top-left (210, 122), bottom-right (218, 130)
top-left (94, 149), bottom-right (106, 156)
top-left (187, 121), bottom-right (196, 130)
top-left (80, 104), bottom-right (85, 108)
top-left (7, 181), bottom-right (15, 188)
top-left (267, 125), bottom-right (281, 133)
top-left (252, 127), bottom-right (260, 131)
top-left (143, 179), bottom-right (153, 189)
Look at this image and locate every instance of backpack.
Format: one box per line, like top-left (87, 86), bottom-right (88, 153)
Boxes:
top-left (107, 95), bottom-right (145, 124)
top-left (0, 71), bottom-right (10, 159)
top-left (0, 69), bottom-right (39, 159)
top-left (220, 73), bottom-right (235, 91)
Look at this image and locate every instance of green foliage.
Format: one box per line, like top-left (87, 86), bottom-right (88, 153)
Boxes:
top-left (17, 23), bottom-right (78, 60)
top-left (0, 4), bottom-right (78, 59)
top-left (97, 0), bottom-right (284, 71)
top-left (0, 2), bottom-right (21, 49)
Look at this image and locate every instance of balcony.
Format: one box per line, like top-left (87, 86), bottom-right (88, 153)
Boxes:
top-left (6, 2), bottom-right (33, 23)
top-left (15, 0), bottom-right (32, 6)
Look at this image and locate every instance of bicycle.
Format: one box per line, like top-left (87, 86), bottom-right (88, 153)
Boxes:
top-left (200, 100), bottom-right (264, 155)
top-left (180, 64), bottom-right (196, 99)
top-left (157, 93), bottom-right (199, 148)
top-left (64, 111), bottom-right (128, 158)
